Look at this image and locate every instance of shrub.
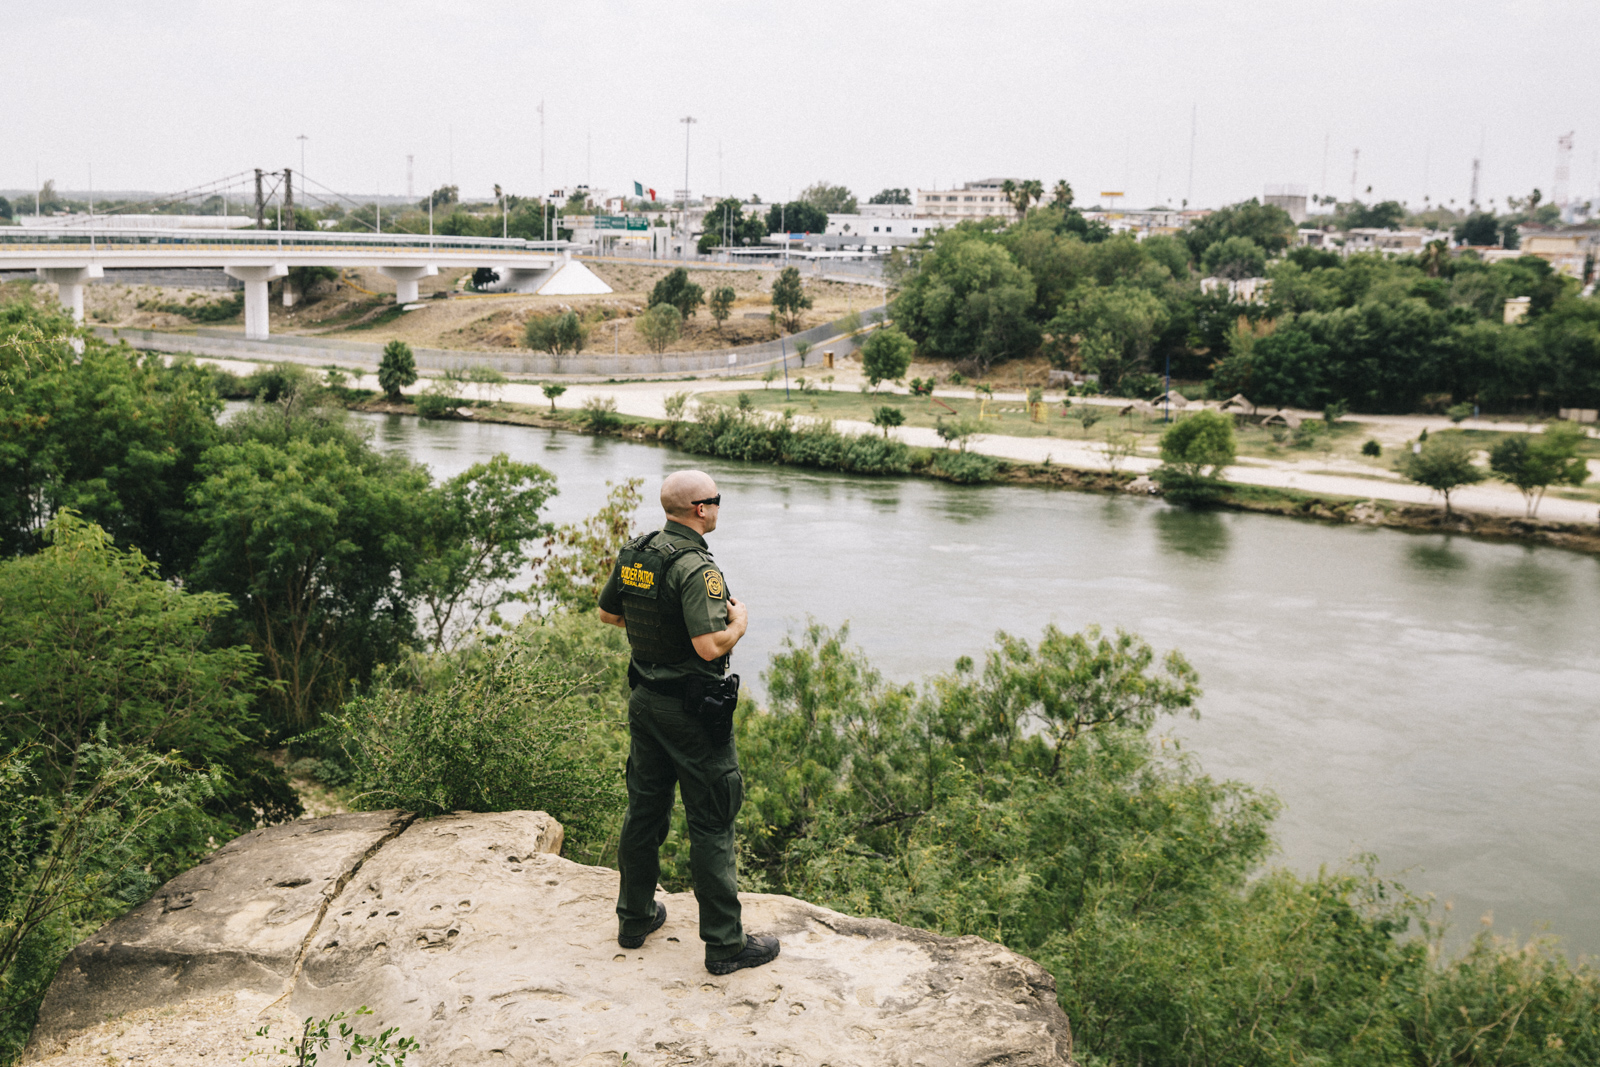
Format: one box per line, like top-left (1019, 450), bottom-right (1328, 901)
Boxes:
top-left (579, 395), bottom-right (620, 431)
top-left (377, 341), bottom-right (417, 401)
top-left (541, 383), bottom-right (567, 413)
top-left (1362, 439), bottom-right (1383, 457)
top-left (931, 450), bottom-right (998, 483)
top-left (871, 405), bottom-right (906, 437)
top-left (1447, 402), bottom-right (1474, 424)
top-left (324, 641), bottom-right (615, 837)
top-left (413, 383), bottom-right (460, 420)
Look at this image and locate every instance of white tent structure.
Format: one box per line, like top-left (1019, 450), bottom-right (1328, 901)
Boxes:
top-left (494, 259), bottom-right (613, 295)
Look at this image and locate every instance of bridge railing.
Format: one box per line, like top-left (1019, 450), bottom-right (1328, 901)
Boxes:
top-left (0, 226), bottom-right (568, 256)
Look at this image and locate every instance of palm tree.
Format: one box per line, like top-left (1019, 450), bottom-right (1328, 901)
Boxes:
top-left (1022, 179), bottom-right (1044, 218)
top-left (1000, 179), bottom-right (1018, 219)
top-left (1052, 181), bottom-right (1074, 210)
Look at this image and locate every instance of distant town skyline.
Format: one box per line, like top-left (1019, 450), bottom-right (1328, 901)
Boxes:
top-left (4, 0), bottom-right (1598, 214)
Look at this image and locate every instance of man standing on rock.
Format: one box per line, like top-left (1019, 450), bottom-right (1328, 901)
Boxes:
top-left (598, 469), bottom-right (781, 975)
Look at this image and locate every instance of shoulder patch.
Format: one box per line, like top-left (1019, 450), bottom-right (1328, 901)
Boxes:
top-left (702, 569), bottom-right (725, 599)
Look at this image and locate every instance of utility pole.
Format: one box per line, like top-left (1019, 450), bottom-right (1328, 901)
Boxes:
top-left (538, 100), bottom-right (546, 242)
top-left (1350, 148), bottom-right (1360, 203)
top-left (680, 115), bottom-right (697, 260)
top-left (283, 169), bottom-right (293, 229)
top-left (297, 134), bottom-right (308, 181)
top-left (407, 154), bottom-right (414, 200)
top-left (254, 169), bottom-right (265, 229)
top-left (1470, 159), bottom-right (1480, 208)
top-left (1186, 104), bottom-right (1196, 207)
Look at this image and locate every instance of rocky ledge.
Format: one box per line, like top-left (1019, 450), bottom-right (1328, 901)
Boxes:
top-left (24, 810), bottom-right (1075, 1066)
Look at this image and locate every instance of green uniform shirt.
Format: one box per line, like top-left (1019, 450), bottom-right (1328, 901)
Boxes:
top-left (599, 520), bottom-right (730, 686)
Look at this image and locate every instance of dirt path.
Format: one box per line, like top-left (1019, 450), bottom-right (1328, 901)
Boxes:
top-left (192, 355), bottom-right (1600, 525)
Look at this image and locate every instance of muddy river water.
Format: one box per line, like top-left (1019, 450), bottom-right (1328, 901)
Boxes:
top-left (356, 412), bottom-right (1600, 957)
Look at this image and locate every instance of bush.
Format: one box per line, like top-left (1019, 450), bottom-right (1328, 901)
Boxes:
top-left (579, 395), bottom-right (620, 431)
top-left (669, 405), bottom-right (915, 476)
top-left (324, 641), bottom-right (617, 839)
top-left (648, 268), bottom-right (705, 320)
top-left (1362, 439), bottom-right (1382, 457)
top-left (413, 383), bottom-right (460, 420)
top-left (930, 450), bottom-right (998, 483)
top-left (1154, 409), bottom-right (1237, 506)
top-left (377, 341), bottom-right (417, 401)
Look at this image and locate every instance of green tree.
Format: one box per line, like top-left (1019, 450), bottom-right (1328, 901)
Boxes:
top-left (377, 340), bottom-right (417, 401)
top-left (709, 286), bottom-right (736, 334)
top-left (870, 405), bottom-right (906, 438)
top-left (0, 512), bottom-right (288, 818)
top-left (1342, 199), bottom-right (1407, 230)
top-left (637, 304), bottom-right (683, 353)
top-left (1201, 235), bottom-right (1267, 279)
top-left (1488, 422), bottom-right (1590, 518)
top-left (1454, 211), bottom-right (1501, 247)
top-left (1394, 433), bottom-right (1484, 516)
top-left (410, 456), bottom-right (557, 649)
top-left (648, 267), bottom-right (705, 320)
top-left (1184, 197), bottom-right (1295, 261)
top-left (525, 312), bottom-right (588, 354)
top-left (1048, 284), bottom-right (1169, 395)
top-left (801, 181), bottom-right (857, 215)
top-left (765, 200), bottom-right (828, 235)
top-left (1051, 180), bottom-right (1075, 209)
top-left (541, 383), bottom-right (567, 412)
top-left (1153, 409), bottom-right (1237, 505)
top-left (771, 266), bottom-right (814, 333)
top-left (867, 188), bottom-right (911, 205)
top-left (860, 326), bottom-right (915, 390)
top-left (0, 304), bottom-right (222, 570)
top-left (893, 228), bottom-right (1040, 370)
top-left (188, 429), bottom-right (434, 726)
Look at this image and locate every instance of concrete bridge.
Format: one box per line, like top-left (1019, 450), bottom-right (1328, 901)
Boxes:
top-left (0, 225), bottom-right (597, 339)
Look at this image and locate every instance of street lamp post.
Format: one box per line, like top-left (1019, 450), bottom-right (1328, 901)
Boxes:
top-left (679, 116), bottom-right (697, 260)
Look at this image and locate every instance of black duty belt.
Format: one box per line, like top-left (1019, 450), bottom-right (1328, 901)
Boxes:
top-left (628, 661), bottom-right (693, 698)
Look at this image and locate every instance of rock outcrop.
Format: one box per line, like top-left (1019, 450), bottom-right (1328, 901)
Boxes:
top-left (25, 810), bottom-right (1074, 1066)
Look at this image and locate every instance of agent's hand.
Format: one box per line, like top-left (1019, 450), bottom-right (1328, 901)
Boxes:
top-left (726, 596), bottom-right (748, 628)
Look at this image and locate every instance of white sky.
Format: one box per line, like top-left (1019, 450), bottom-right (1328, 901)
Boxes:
top-left (4, 0), bottom-right (1598, 213)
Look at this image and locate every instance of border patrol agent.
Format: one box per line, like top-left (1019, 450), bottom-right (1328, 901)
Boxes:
top-left (598, 469), bottom-right (781, 975)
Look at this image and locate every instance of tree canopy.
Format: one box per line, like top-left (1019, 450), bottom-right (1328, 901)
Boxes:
top-left (800, 181), bottom-right (857, 215)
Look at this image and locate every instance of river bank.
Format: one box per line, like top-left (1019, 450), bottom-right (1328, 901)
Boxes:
top-left (348, 394), bottom-right (1600, 556)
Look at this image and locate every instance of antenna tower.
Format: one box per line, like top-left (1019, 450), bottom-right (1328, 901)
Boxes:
top-left (1554, 132), bottom-right (1574, 209)
top-left (1470, 159), bottom-right (1480, 208)
top-left (407, 155), bottom-right (414, 199)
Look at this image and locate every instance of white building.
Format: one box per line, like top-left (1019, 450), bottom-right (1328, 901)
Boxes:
top-left (914, 179), bottom-right (1021, 223)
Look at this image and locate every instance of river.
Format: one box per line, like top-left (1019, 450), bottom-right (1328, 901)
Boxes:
top-left (355, 411), bottom-right (1600, 958)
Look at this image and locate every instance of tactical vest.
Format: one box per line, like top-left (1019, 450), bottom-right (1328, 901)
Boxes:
top-left (615, 530), bottom-right (709, 665)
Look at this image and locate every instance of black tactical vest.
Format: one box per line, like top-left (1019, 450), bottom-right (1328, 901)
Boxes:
top-left (615, 531), bottom-right (707, 665)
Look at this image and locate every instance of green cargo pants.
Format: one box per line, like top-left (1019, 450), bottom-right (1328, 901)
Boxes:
top-left (616, 685), bottom-right (746, 962)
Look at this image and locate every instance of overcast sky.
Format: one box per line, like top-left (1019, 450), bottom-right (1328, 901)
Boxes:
top-left (4, 0), bottom-right (1598, 213)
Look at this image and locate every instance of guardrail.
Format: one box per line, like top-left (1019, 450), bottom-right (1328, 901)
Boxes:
top-left (0, 226), bottom-right (567, 255)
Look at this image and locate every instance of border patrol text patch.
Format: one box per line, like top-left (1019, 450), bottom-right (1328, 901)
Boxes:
top-left (620, 564), bottom-right (656, 591)
top-left (703, 570), bottom-right (725, 599)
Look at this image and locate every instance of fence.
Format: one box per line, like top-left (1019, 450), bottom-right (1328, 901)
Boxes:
top-left (95, 305), bottom-right (888, 380)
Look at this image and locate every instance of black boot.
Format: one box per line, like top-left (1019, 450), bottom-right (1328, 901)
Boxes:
top-left (618, 900), bottom-right (666, 949)
top-left (705, 934), bottom-right (780, 975)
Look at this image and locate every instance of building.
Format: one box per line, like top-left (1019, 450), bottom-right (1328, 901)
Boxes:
top-left (1517, 230), bottom-right (1594, 280)
top-left (820, 213), bottom-right (933, 250)
top-left (1264, 184), bottom-right (1309, 224)
top-left (914, 179), bottom-right (1021, 223)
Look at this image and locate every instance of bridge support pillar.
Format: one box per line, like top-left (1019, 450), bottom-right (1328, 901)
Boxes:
top-left (378, 264), bottom-right (438, 305)
top-left (224, 265), bottom-right (289, 340)
top-left (37, 266), bottom-right (104, 322)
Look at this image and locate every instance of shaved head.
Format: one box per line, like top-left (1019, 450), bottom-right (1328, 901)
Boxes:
top-left (661, 469), bottom-right (718, 520)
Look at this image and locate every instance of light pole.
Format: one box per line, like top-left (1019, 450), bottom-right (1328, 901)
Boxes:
top-left (679, 115), bottom-right (696, 260)
top-left (297, 134), bottom-right (308, 181)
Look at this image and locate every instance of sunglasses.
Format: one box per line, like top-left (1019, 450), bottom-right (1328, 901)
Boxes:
top-left (690, 494), bottom-right (722, 507)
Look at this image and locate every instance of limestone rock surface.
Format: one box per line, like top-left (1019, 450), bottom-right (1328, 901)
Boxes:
top-left (26, 810), bottom-right (1073, 1066)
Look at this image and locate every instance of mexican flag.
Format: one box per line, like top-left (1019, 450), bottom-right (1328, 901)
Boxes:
top-left (634, 181), bottom-right (656, 202)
